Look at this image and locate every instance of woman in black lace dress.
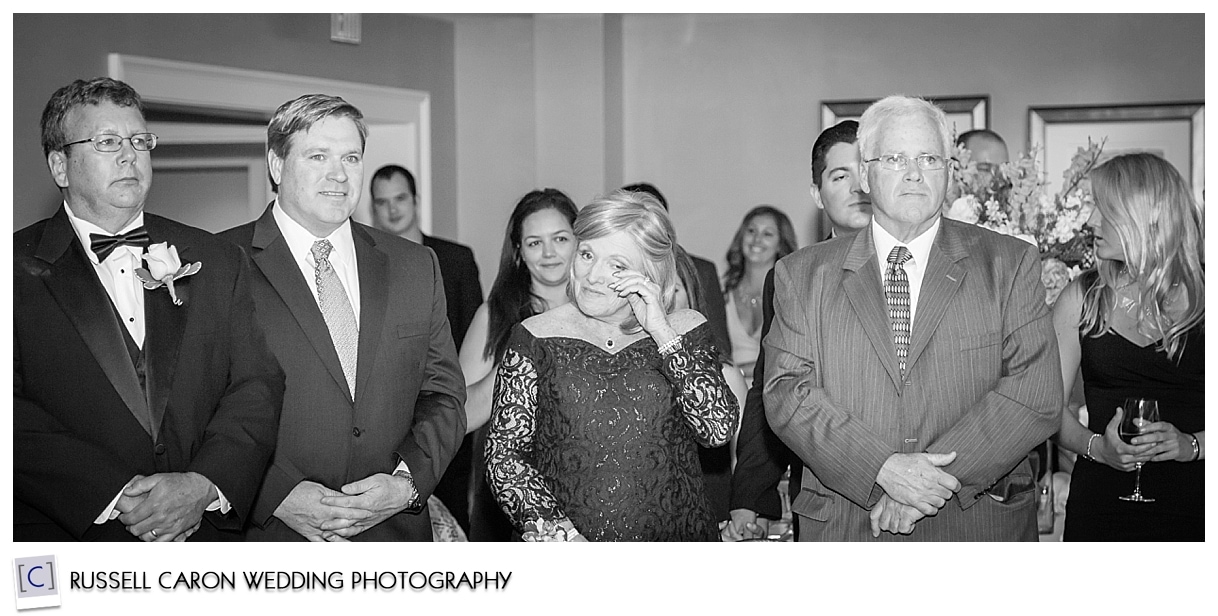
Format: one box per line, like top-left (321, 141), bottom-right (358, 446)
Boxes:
top-left (1054, 153), bottom-right (1204, 541)
top-left (486, 190), bottom-right (739, 541)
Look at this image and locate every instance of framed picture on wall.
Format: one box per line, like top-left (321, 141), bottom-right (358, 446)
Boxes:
top-left (1029, 102), bottom-right (1204, 201)
top-left (820, 95), bottom-right (989, 135)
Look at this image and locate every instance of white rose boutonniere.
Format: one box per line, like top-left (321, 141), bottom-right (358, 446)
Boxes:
top-left (135, 242), bottom-right (202, 306)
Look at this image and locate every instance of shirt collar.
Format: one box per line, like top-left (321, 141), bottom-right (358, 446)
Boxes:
top-left (271, 199), bottom-right (355, 266)
top-left (871, 215), bottom-right (940, 270)
top-left (63, 201), bottom-right (145, 265)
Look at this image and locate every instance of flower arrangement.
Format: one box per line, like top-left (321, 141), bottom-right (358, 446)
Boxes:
top-left (945, 138), bottom-right (1105, 304)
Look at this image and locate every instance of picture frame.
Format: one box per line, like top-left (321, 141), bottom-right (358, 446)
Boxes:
top-left (1028, 102), bottom-right (1204, 201)
top-left (820, 95), bottom-right (989, 135)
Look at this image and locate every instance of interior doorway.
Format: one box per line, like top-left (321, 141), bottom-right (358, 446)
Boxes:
top-left (109, 53), bottom-right (432, 232)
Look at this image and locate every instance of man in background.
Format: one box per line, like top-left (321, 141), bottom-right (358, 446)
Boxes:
top-left (224, 95), bottom-right (466, 541)
top-left (725, 120), bottom-right (871, 539)
top-left (956, 128), bottom-right (1010, 169)
top-left (370, 164), bottom-right (482, 533)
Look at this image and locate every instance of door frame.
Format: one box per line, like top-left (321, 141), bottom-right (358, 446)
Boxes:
top-left (109, 53), bottom-right (432, 231)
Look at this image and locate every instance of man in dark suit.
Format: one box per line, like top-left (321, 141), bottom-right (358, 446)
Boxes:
top-left (369, 163), bottom-right (482, 533)
top-left (725, 120), bottom-right (871, 540)
top-left (764, 96), bottom-right (1061, 541)
top-left (222, 95), bottom-right (466, 542)
top-left (14, 77), bottom-right (283, 542)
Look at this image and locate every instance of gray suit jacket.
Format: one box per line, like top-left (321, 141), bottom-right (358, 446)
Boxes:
top-left (763, 218), bottom-right (1061, 541)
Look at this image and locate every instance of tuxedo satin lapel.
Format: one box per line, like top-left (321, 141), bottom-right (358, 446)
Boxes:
top-left (351, 226), bottom-right (387, 407)
top-left (250, 210), bottom-right (351, 399)
top-left (906, 222), bottom-right (968, 372)
top-left (35, 209), bottom-right (154, 437)
top-left (140, 217), bottom-right (189, 440)
top-left (840, 231), bottom-right (903, 388)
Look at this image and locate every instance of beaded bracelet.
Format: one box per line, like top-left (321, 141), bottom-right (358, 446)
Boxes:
top-left (1083, 433), bottom-right (1101, 462)
top-left (1188, 433), bottom-right (1200, 461)
top-left (657, 334), bottom-right (684, 356)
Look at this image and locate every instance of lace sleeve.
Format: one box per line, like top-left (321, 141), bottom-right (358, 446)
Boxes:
top-left (485, 339), bottom-right (575, 539)
top-left (659, 322), bottom-right (739, 448)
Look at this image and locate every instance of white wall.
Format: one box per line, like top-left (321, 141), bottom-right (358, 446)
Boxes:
top-left (448, 13), bottom-right (1204, 288)
top-left (452, 14), bottom-right (538, 293)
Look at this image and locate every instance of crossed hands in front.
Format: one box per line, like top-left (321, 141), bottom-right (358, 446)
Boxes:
top-left (116, 472), bottom-right (216, 542)
top-left (870, 451), bottom-right (960, 538)
top-left (274, 474), bottom-right (417, 542)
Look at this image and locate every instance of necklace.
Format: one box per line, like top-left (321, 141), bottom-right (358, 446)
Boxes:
top-left (738, 289), bottom-right (761, 309)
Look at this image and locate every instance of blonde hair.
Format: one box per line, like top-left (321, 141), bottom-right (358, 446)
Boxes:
top-left (569, 190), bottom-right (679, 333)
top-left (1080, 152), bottom-right (1204, 360)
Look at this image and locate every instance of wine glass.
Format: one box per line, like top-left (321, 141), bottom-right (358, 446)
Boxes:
top-left (1118, 397), bottom-right (1159, 502)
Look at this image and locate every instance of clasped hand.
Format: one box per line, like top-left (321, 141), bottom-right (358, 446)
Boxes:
top-left (276, 474), bottom-right (415, 541)
top-left (117, 472), bottom-right (215, 542)
top-left (720, 508), bottom-right (771, 541)
top-left (876, 451), bottom-right (961, 516)
top-left (1094, 406), bottom-right (1192, 471)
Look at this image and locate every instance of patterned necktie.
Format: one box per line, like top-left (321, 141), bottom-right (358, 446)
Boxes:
top-left (885, 245), bottom-right (913, 375)
top-left (90, 226), bottom-right (150, 261)
top-left (311, 239), bottom-right (358, 399)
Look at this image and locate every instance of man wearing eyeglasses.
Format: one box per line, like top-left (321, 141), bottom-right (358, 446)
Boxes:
top-left (14, 77), bottom-right (284, 542)
top-left (763, 95), bottom-right (1061, 541)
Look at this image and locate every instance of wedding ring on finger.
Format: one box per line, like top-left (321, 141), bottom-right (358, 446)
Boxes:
top-left (150, 529), bottom-right (158, 539)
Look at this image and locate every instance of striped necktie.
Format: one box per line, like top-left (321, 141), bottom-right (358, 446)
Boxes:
top-left (311, 239), bottom-right (358, 399)
top-left (885, 246), bottom-right (913, 375)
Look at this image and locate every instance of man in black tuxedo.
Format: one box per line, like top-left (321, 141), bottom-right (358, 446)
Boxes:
top-left (724, 120), bottom-right (871, 539)
top-left (14, 77), bottom-right (284, 542)
top-left (369, 164), bottom-right (481, 533)
top-left (223, 95), bottom-right (466, 542)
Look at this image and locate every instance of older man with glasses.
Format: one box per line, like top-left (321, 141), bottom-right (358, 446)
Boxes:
top-left (762, 95), bottom-right (1061, 541)
top-left (14, 77), bottom-right (284, 542)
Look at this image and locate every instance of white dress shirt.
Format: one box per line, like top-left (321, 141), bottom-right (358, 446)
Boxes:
top-left (65, 204), bottom-right (230, 526)
top-left (871, 216), bottom-right (941, 328)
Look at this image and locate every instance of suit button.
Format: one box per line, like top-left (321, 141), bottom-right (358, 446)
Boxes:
top-left (154, 443), bottom-right (167, 455)
top-left (352, 427), bottom-right (362, 438)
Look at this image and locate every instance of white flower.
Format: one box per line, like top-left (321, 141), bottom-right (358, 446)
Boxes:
top-left (945, 195), bottom-right (981, 224)
top-left (144, 242), bottom-right (182, 281)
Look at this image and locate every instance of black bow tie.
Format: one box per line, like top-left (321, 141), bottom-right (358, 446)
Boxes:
top-left (89, 227), bottom-right (150, 262)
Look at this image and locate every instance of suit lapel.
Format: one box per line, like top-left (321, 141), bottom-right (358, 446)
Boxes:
top-left (249, 205), bottom-right (352, 400)
top-left (141, 215), bottom-right (189, 440)
top-left (906, 220), bottom-right (968, 373)
top-left (34, 207), bottom-right (154, 437)
top-left (839, 230), bottom-right (903, 389)
top-left (351, 225), bottom-right (387, 407)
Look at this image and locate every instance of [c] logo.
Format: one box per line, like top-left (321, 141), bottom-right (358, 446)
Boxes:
top-left (12, 555), bottom-right (61, 610)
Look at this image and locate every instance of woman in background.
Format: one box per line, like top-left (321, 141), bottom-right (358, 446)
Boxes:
top-left (1053, 152), bottom-right (1204, 541)
top-left (486, 191), bottom-right (738, 541)
top-left (721, 206), bottom-right (797, 381)
top-left (459, 188), bottom-right (579, 541)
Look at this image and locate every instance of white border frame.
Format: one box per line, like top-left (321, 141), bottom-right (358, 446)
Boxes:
top-left (108, 53), bottom-right (433, 231)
